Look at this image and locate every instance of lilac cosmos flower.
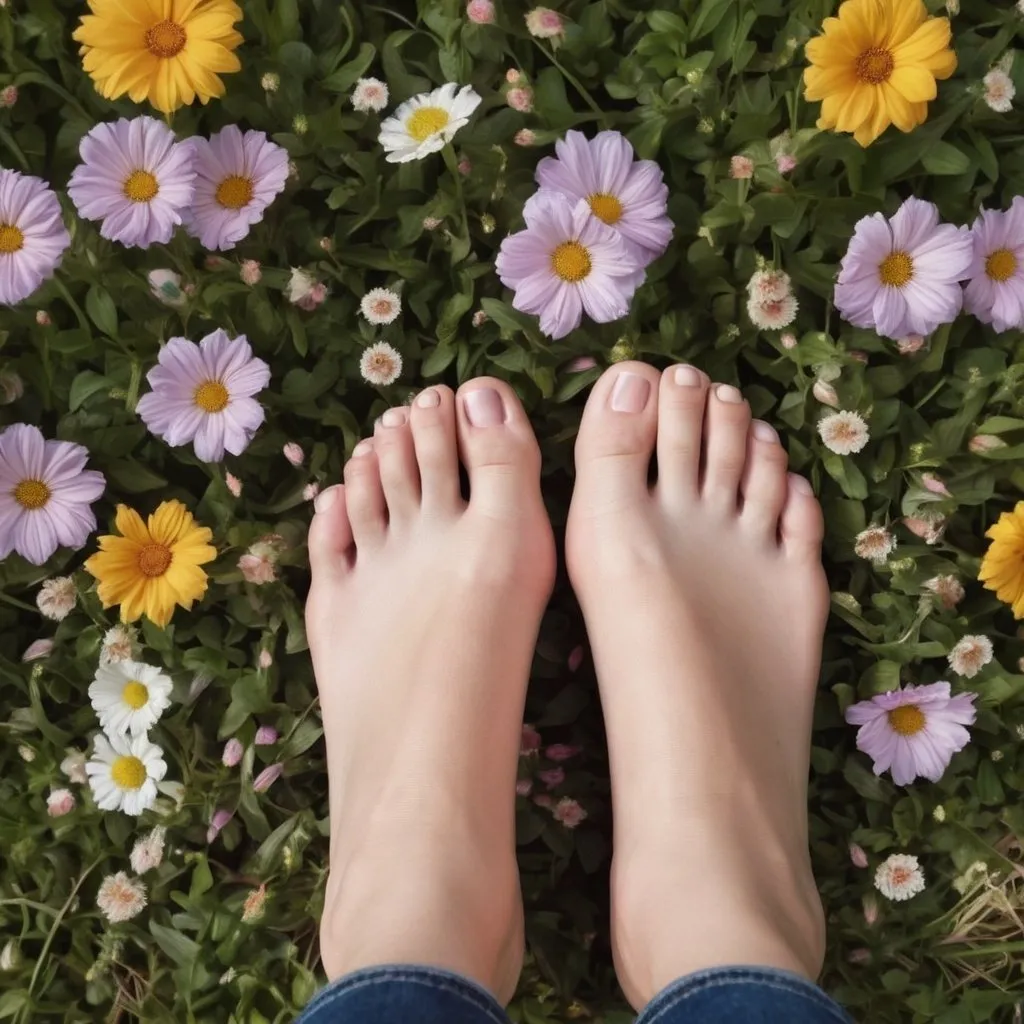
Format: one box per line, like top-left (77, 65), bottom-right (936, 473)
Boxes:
top-left (67, 117), bottom-right (195, 248)
top-left (845, 681), bottom-right (976, 786)
top-left (0, 424), bottom-right (106, 565)
top-left (495, 190), bottom-right (644, 339)
top-left (963, 197), bottom-right (1024, 333)
top-left (535, 130), bottom-right (673, 265)
top-left (835, 198), bottom-right (972, 340)
top-left (136, 329), bottom-right (271, 463)
top-left (0, 169), bottom-right (70, 306)
top-left (182, 126), bottom-right (289, 251)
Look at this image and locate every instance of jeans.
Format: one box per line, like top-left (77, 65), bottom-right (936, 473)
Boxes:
top-left (297, 964), bottom-right (854, 1023)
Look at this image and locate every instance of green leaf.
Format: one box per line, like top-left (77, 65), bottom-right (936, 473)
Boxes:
top-left (85, 285), bottom-right (119, 337)
top-left (150, 922), bottom-right (202, 967)
top-left (921, 141), bottom-right (971, 176)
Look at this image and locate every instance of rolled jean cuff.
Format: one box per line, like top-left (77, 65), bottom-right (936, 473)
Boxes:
top-left (637, 965), bottom-right (854, 1023)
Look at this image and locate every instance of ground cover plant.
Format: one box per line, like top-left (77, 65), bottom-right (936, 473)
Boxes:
top-left (2, 0), bottom-right (1024, 1021)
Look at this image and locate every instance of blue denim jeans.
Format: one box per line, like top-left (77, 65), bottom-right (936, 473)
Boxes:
top-left (297, 964), bottom-right (853, 1023)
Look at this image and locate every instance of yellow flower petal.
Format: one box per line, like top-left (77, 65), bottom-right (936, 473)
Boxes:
top-left (892, 18), bottom-right (952, 64)
top-left (889, 65), bottom-right (938, 102)
top-left (882, 0), bottom-right (927, 48)
top-left (115, 504), bottom-right (151, 545)
top-left (978, 503), bottom-right (1024, 619)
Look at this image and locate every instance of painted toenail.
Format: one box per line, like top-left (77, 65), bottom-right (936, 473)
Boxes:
top-left (789, 473), bottom-right (813, 495)
top-left (716, 384), bottom-right (743, 404)
top-left (752, 420), bottom-right (778, 443)
top-left (352, 439), bottom-right (374, 457)
top-left (382, 407), bottom-right (406, 427)
top-left (673, 365), bottom-right (703, 387)
top-left (464, 388), bottom-right (505, 426)
top-left (416, 389), bottom-right (440, 409)
top-left (610, 372), bottom-right (651, 413)
top-left (315, 485), bottom-right (341, 513)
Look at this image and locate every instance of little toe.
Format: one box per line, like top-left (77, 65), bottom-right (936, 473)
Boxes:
top-left (343, 440), bottom-right (387, 547)
top-left (739, 420), bottom-right (790, 540)
top-left (780, 473), bottom-right (825, 561)
top-left (656, 364), bottom-right (710, 504)
top-left (410, 385), bottom-right (462, 514)
top-left (700, 383), bottom-right (751, 513)
top-left (307, 485), bottom-right (354, 578)
top-left (373, 406), bottom-right (421, 525)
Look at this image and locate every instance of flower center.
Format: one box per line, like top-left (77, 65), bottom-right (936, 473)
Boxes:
top-left (194, 379), bottom-right (229, 412)
top-left (13, 478), bottom-right (50, 509)
top-left (0, 223), bottom-right (24, 254)
top-left (110, 754), bottom-right (147, 790)
top-left (121, 680), bottom-right (149, 710)
top-left (588, 192), bottom-right (624, 225)
top-left (406, 106), bottom-right (450, 142)
top-left (215, 175), bottom-right (254, 210)
top-left (985, 248), bottom-right (1017, 283)
top-left (890, 867), bottom-right (911, 885)
top-left (368, 354), bottom-right (394, 374)
top-left (551, 240), bottom-right (592, 283)
top-left (123, 169), bottom-right (159, 203)
top-left (137, 542), bottom-right (172, 578)
top-left (879, 251), bottom-right (913, 287)
top-left (887, 705), bottom-right (926, 736)
top-left (856, 47), bottom-right (894, 84)
top-left (146, 19), bottom-right (187, 59)
top-left (372, 300), bottom-right (393, 317)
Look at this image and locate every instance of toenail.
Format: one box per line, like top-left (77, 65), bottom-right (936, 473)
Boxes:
top-left (716, 384), bottom-right (743, 404)
top-left (610, 372), bottom-right (651, 413)
top-left (382, 407), bottom-right (406, 427)
top-left (673, 365), bottom-right (703, 387)
top-left (315, 485), bottom-right (341, 513)
top-left (464, 388), bottom-right (505, 427)
top-left (789, 473), bottom-right (813, 495)
top-left (352, 439), bottom-right (374, 457)
top-left (752, 420), bottom-right (778, 443)
top-left (416, 388), bottom-right (440, 409)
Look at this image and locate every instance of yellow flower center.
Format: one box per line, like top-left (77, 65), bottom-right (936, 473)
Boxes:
top-left (887, 705), bottom-right (926, 736)
top-left (855, 47), bottom-right (895, 85)
top-left (110, 754), bottom-right (147, 790)
top-left (146, 19), bottom-right (187, 59)
top-left (215, 175), bottom-right (254, 210)
top-left (406, 106), bottom-right (450, 142)
top-left (137, 542), bottom-right (172, 578)
top-left (551, 241), bottom-right (592, 283)
top-left (123, 169), bottom-right (159, 203)
top-left (0, 223), bottom-right (24, 254)
top-left (985, 248), bottom-right (1017, 283)
top-left (13, 478), bottom-right (50, 509)
top-left (879, 251), bottom-right (913, 287)
top-left (122, 680), bottom-right (149, 710)
top-left (194, 379), bottom-right (229, 412)
top-left (588, 192), bottom-right (624, 225)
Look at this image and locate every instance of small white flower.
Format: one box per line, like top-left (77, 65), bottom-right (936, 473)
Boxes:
top-left (854, 526), bottom-right (896, 565)
top-left (219, 967), bottom-right (238, 985)
top-left (359, 342), bottom-right (403, 386)
top-left (747, 268), bottom-right (792, 303)
top-left (818, 410), bottom-right (870, 455)
top-left (812, 379), bottom-right (839, 407)
top-left (96, 872), bottom-right (147, 923)
top-left (924, 575), bottom-right (965, 609)
top-left (130, 826), bottom-right (166, 874)
top-left (286, 267), bottom-right (317, 306)
top-left (0, 940), bottom-right (18, 971)
top-left (352, 77), bottom-right (389, 113)
top-left (61, 749), bottom-right (88, 784)
top-left (89, 660), bottom-right (173, 738)
top-left (747, 293), bottom-right (798, 330)
top-left (240, 259), bottom-right (261, 286)
top-left (36, 576), bottom-right (76, 621)
top-left (360, 287), bottom-right (402, 325)
top-left (932, 804), bottom-right (946, 822)
top-left (874, 853), bottom-right (925, 901)
top-left (260, 72), bottom-right (279, 93)
top-left (378, 83), bottom-right (481, 163)
top-left (100, 624), bottom-right (137, 664)
top-left (983, 68), bottom-right (1015, 113)
top-left (525, 6), bottom-right (564, 38)
top-left (947, 635), bottom-right (993, 679)
top-left (47, 788), bottom-right (76, 817)
top-left (86, 733), bottom-right (167, 816)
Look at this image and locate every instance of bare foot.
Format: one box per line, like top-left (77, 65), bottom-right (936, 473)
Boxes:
top-left (305, 380), bottom-right (555, 1002)
top-left (565, 362), bottom-right (828, 1011)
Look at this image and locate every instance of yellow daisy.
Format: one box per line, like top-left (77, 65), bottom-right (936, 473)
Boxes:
top-left (979, 502), bottom-right (1024, 619)
top-left (73, 0), bottom-right (244, 114)
top-left (803, 0), bottom-right (957, 147)
top-left (85, 500), bottom-right (216, 628)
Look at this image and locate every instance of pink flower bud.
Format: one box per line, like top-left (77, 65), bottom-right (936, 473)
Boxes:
top-left (506, 69), bottom-right (522, 84)
top-left (849, 842), bottom-right (868, 869)
top-left (22, 638), bottom-right (53, 662)
top-left (222, 738), bottom-right (244, 767)
top-left (730, 155), bottom-right (754, 179)
top-left (921, 473), bottom-right (951, 497)
top-left (515, 779), bottom-right (533, 796)
top-left (466, 0), bottom-right (495, 23)
top-left (225, 472), bottom-right (242, 497)
top-left (254, 725), bottom-right (278, 746)
top-left (525, 6), bottom-right (564, 38)
top-left (303, 482), bottom-right (321, 501)
top-left (207, 808), bottom-right (233, 843)
top-left (520, 724), bottom-right (542, 755)
top-left (848, 947), bottom-right (872, 964)
top-left (282, 442), bottom-right (304, 467)
top-left (862, 894), bottom-right (879, 926)
top-left (258, 650), bottom-right (273, 669)
top-left (514, 128), bottom-right (536, 147)
top-left (538, 767), bottom-right (565, 788)
top-left (532, 793), bottom-right (554, 809)
top-left (565, 360), bottom-right (596, 376)
top-left (780, 332), bottom-right (797, 350)
top-left (969, 434), bottom-right (1006, 453)
top-left (253, 763), bottom-right (284, 793)
top-left (0, 85), bottom-right (17, 109)
top-left (239, 259), bottom-right (261, 286)
top-left (506, 87), bottom-right (534, 112)
top-left (546, 743), bottom-right (581, 761)
top-left (812, 380), bottom-right (839, 407)
top-left (319, 237), bottom-right (334, 252)
top-left (238, 552), bottom-right (276, 585)
top-left (775, 153), bottom-right (797, 174)
top-left (903, 515), bottom-right (945, 544)
top-left (897, 334), bottom-right (925, 354)
top-left (47, 788), bottom-right (76, 817)
top-left (35, 309), bottom-right (51, 326)
top-left (457, 158), bottom-right (472, 176)
top-left (552, 796), bottom-right (588, 828)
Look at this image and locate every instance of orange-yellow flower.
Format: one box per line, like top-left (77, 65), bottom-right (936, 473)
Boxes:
top-left (979, 501), bottom-right (1024, 618)
top-left (803, 0), bottom-right (957, 147)
top-left (85, 500), bottom-right (216, 628)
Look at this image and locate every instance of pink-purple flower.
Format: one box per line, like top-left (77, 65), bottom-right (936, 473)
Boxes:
top-left (136, 329), bottom-right (271, 463)
top-left (963, 197), bottom-right (1024, 333)
top-left (845, 681), bottom-right (977, 786)
top-left (834, 198), bottom-right (972, 340)
top-left (0, 169), bottom-right (70, 306)
top-left (67, 117), bottom-right (195, 248)
top-left (535, 130), bottom-right (673, 265)
top-left (0, 424), bottom-right (106, 565)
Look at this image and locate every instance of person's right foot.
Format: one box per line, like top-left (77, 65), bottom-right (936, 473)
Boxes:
top-left (566, 362), bottom-right (829, 1011)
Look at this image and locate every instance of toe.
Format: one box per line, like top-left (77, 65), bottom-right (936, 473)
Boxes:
top-left (410, 385), bottom-right (462, 514)
top-left (700, 383), bottom-right (751, 513)
top-left (343, 440), bottom-right (387, 547)
top-left (374, 407), bottom-right (421, 525)
top-left (780, 473), bottom-right (825, 561)
top-left (455, 377), bottom-right (541, 517)
top-left (573, 362), bottom-right (660, 509)
top-left (307, 484), bottom-right (354, 577)
top-left (656, 364), bottom-right (710, 504)
top-left (740, 420), bottom-right (790, 540)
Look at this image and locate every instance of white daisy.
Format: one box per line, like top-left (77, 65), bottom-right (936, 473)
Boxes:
top-left (352, 77), bottom-right (389, 113)
top-left (96, 872), bottom-right (147, 923)
top-left (747, 292), bottom-right (798, 330)
top-left (947, 635), bottom-right (994, 678)
top-left (925, 575), bottom-right (965, 609)
top-left (747, 268), bottom-right (792, 303)
top-left (100, 624), bottom-right (137, 664)
top-left (130, 825), bottom-right (166, 874)
top-left (360, 287), bottom-right (402, 325)
top-left (378, 83), bottom-right (482, 164)
top-left (854, 526), bottom-right (896, 565)
top-left (360, 342), bottom-right (403, 386)
top-left (874, 853), bottom-right (925, 902)
top-left (86, 733), bottom-right (167, 816)
top-left (37, 576), bottom-right (76, 621)
top-left (89, 660), bottom-right (173, 738)
top-left (983, 68), bottom-right (1015, 113)
top-left (818, 410), bottom-right (869, 455)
